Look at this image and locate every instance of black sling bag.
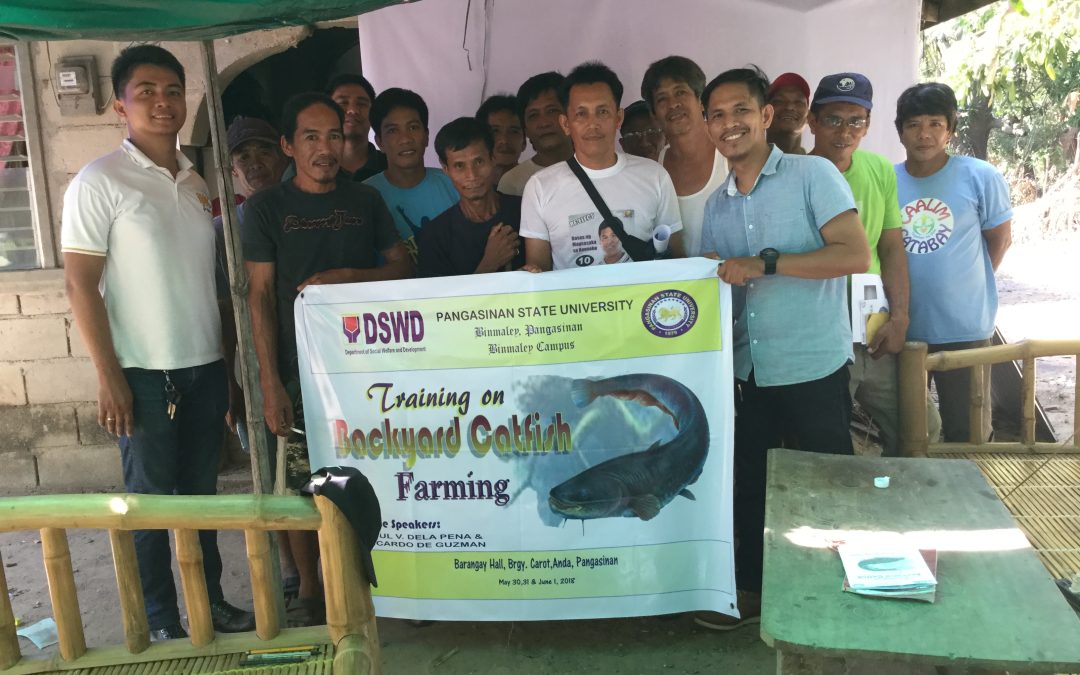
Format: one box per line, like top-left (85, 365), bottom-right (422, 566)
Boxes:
top-left (566, 157), bottom-right (656, 262)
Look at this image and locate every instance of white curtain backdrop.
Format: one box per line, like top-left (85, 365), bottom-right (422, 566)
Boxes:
top-left (358, 0), bottom-right (920, 166)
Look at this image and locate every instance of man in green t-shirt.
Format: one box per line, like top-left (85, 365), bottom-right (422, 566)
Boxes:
top-left (808, 72), bottom-right (938, 454)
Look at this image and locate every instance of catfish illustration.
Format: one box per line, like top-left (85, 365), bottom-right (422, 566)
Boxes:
top-left (548, 374), bottom-right (709, 521)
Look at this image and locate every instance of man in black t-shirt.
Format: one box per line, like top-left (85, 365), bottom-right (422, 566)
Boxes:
top-left (417, 117), bottom-right (528, 277)
top-left (243, 93), bottom-right (410, 390)
top-left (241, 92), bottom-right (411, 625)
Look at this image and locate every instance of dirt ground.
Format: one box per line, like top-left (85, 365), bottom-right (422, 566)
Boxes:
top-left (995, 232), bottom-right (1080, 443)
top-left (1, 236), bottom-right (1076, 674)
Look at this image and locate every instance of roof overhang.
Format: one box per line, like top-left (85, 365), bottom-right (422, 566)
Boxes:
top-left (921, 0), bottom-right (998, 29)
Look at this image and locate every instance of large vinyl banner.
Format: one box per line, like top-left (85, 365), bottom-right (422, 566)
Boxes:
top-left (295, 258), bottom-right (736, 620)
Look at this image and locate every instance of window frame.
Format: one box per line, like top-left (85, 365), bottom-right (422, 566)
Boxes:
top-left (0, 41), bottom-right (56, 271)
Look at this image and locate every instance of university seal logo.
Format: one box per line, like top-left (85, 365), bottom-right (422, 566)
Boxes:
top-left (901, 197), bottom-right (954, 254)
top-left (641, 290), bottom-right (698, 338)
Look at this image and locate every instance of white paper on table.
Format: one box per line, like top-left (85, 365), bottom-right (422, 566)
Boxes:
top-left (850, 273), bottom-right (889, 344)
top-left (838, 538), bottom-right (937, 591)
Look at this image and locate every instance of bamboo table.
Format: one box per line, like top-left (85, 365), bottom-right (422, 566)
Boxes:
top-left (760, 448), bottom-right (1080, 674)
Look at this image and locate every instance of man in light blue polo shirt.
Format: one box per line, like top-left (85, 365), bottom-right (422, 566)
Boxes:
top-left (697, 66), bottom-right (870, 629)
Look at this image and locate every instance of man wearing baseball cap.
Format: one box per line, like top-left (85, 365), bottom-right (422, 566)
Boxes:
top-left (808, 73), bottom-right (921, 456)
top-left (227, 117), bottom-right (288, 197)
top-left (766, 72), bottom-right (810, 154)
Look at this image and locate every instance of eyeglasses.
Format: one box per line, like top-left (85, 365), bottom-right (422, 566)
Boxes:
top-left (821, 116), bottom-right (869, 129)
top-left (622, 129), bottom-right (663, 141)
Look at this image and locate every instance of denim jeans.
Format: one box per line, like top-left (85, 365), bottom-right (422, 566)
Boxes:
top-left (118, 359), bottom-right (227, 629)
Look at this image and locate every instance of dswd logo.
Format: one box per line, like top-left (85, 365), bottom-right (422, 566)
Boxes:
top-left (342, 315), bottom-right (362, 343)
top-left (343, 311), bottom-right (425, 345)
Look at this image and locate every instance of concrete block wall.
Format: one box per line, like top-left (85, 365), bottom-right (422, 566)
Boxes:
top-left (0, 29), bottom-right (329, 492)
top-left (0, 274), bottom-right (121, 491)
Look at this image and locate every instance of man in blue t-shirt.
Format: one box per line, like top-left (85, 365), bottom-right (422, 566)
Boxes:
top-left (364, 87), bottom-right (459, 262)
top-left (894, 83), bottom-right (1012, 443)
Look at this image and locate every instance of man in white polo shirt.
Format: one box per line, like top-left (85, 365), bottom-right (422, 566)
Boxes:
top-left (521, 61), bottom-right (683, 270)
top-left (61, 45), bottom-right (254, 642)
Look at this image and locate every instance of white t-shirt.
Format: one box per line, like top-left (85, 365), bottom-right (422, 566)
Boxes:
top-left (61, 140), bottom-right (223, 370)
top-left (519, 153), bottom-right (682, 270)
top-left (657, 146), bottom-right (728, 257)
top-left (497, 157), bottom-right (544, 196)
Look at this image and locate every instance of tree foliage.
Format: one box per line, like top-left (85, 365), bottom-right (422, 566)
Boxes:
top-left (922, 0), bottom-right (1080, 188)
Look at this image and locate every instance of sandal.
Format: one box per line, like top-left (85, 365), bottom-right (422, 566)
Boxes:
top-left (285, 596), bottom-right (326, 628)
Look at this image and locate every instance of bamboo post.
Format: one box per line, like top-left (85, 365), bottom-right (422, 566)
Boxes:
top-left (968, 363), bottom-right (986, 444)
top-left (1021, 357), bottom-right (1036, 447)
top-left (174, 529), bottom-right (213, 647)
top-left (898, 342), bottom-right (929, 457)
top-left (315, 496), bottom-right (381, 675)
top-left (108, 530), bottom-right (149, 654)
top-left (0, 549), bottom-right (21, 669)
top-left (199, 37), bottom-right (284, 631)
top-left (244, 529), bottom-right (280, 641)
top-left (333, 634), bottom-right (374, 675)
top-left (40, 528), bottom-right (86, 661)
top-left (198, 41), bottom-right (272, 494)
top-left (1075, 354), bottom-right (1079, 449)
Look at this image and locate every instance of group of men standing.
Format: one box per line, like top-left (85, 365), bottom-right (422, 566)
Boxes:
top-left (61, 44), bottom-right (1011, 637)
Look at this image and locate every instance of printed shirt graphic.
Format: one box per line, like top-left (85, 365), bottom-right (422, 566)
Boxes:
top-left (901, 197), bottom-right (954, 255)
top-left (894, 155), bottom-right (1012, 343)
top-left (364, 168), bottom-right (459, 262)
top-left (519, 153), bottom-right (682, 270)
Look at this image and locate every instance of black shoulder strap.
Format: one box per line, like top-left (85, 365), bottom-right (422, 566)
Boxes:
top-left (566, 157), bottom-right (654, 262)
top-left (567, 156), bottom-right (616, 224)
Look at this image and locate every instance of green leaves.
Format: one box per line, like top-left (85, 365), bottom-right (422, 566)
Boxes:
top-left (922, 0), bottom-right (1080, 171)
top-left (1009, 0), bottom-right (1030, 16)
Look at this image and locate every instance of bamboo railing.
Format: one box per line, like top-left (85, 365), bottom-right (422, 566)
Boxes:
top-left (0, 494), bottom-right (381, 675)
top-left (898, 339), bottom-right (1080, 457)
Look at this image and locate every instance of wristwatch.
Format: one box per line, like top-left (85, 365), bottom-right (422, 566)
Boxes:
top-left (759, 247), bottom-right (779, 275)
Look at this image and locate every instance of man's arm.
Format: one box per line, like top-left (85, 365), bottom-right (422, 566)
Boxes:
top-left (246, 261), bottom-right (292, 436)
top-left (475, 224), bottom-right (520, 274)
top-left (868, 228), bottom-right (910, 357)
top-left (64, 252), bottom-right (134, 438)
top-left (983, 220), bottom-right (1011, 271)
top-left (667, 230), bottom-right (686, 258)
top-left (296, 242), bottom-right (414, 290)
top-left (717, 209), bottom-right (870, 285)
top-left (524, 238), bottom-right (552, 272)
